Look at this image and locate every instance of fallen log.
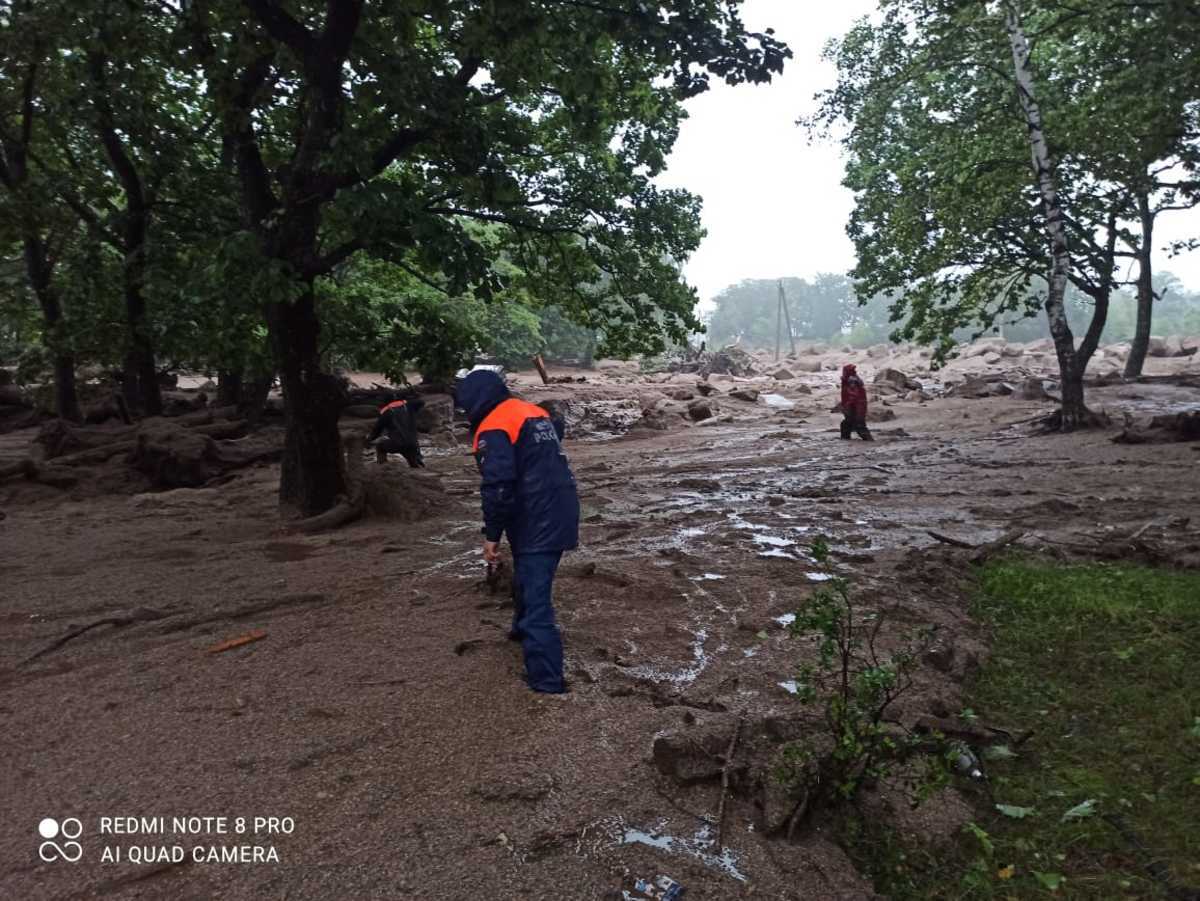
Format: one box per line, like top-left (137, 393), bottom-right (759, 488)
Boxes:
top-left (926, 530), bottom-right (977, 549)
top-left (970, 529), bottom-right (1026, 564)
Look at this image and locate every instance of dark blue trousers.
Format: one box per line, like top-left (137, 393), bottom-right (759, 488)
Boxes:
top-left (512, 552), bottom-right (565, 693)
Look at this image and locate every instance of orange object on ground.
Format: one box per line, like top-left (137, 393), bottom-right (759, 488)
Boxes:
top-left (205, 629), bottom-right (268, 654)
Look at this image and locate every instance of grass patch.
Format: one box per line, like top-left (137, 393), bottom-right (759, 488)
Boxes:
top-left (848, 559), bottom-right (1200, 899)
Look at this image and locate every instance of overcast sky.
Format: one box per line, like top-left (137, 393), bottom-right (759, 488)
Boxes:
top-left (660, 0), bottom-right (1200, 307)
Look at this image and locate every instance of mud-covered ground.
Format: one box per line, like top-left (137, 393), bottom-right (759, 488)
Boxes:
top-left (2, 342), bottom-right (1199, 900)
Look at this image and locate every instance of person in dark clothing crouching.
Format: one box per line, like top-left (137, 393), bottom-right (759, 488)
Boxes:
top-left (367, 397), bottom-right (426, 467)
top-left (839, 363), bottom-right (874, 441)
top-left (455, 369), bottom-right (580, 694)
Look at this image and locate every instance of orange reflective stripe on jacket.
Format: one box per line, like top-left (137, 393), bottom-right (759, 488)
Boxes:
top-left (473, 398), bottom-right (549, 452)
top-left (379, 399), bottom-right (407, 414)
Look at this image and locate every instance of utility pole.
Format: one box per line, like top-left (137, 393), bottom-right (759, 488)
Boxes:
top-left (774, 284), bottom-right (783, 361)
top-left (779, 280), bottom-right (796, 357)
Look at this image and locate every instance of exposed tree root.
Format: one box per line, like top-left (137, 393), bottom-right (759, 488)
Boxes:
top-left (286, 433), bottom-right (366, 533)
top-left (716, 716), bottom-right (744, 849)
top-left (20, 607), bottom-right (169, 666)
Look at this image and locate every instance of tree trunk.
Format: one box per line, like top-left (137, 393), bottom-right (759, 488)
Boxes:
top-left (217, 369), bottom-right (243, 407)
top-left (23, 235), bottom-right (82, 423)
top-left (1124, 190), bottom-right (1154, 378)
top-left (51, 352), bottom-right (81, 422)
top-left (92, 50), bottom-right (162, 418)
top-left (118, 227), bottom-right (162, 417)
top-left (240, 373), bottom-right (274, 424)
top-left (1002, 0), bottom-right (1088, 429)
top-left (269, 285), bottom-right (346, 515)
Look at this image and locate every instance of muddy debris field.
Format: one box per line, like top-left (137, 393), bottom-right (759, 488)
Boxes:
top-left (2, 340), bottom-right (1199, 900)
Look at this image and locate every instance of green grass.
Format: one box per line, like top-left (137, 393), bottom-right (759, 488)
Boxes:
top-left (847, 560), bottom-right (1200, 899)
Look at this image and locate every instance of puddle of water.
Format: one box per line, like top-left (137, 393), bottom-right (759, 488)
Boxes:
top-left (758, 549), bottom-right (798, 560)
top-left (742, 647), bottom-right (759, 658)
top-left (806, 572), bottom-right (834, 582)
top-left (628, 626), bottom-right (711, 686)
top-left (760, 393), bottom-right (795, 409)
top-left (774, 613), bottom-right (796, 626)
top-left (752, 534), bottom-right (795, 548)
top-left (690, 573), bottom-right (726, 581)
top-left (613, 819), bottom-right (747, 882)
top-left (778, 679), bottom-right (799, 695)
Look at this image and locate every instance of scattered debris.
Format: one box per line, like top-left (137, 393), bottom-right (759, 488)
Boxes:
top-left (205, 629), bottom-right (268, 655)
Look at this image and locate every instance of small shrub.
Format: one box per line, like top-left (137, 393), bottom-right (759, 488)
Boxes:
top-left (781, 537), bottom-right (933, 818)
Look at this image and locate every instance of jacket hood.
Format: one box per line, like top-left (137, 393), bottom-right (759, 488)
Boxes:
top-left (456, 369), bottom-right (510, 428)
top-left (841, 363), bottom-right (858, 379)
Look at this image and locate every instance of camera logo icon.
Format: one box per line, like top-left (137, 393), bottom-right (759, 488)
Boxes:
top-left (38, 818), bottom-right (83, 863)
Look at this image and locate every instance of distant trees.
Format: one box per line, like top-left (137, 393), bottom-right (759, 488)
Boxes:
top-left (705, 274), bottom-right (895, 348)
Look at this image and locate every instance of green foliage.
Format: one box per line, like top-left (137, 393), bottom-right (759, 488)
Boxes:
top-left (1, 0), bottom-right (793, 413)
top-left (810, 0), bottom-right (1200, 363)
top-left (537, 306), bottom-right (597, 366)
top-left (843, 560), bottom-right (1200, 899)
top-left (782, 537), bottom-right (931, 807)
top-left (481, 303), bottom-right (543, 370)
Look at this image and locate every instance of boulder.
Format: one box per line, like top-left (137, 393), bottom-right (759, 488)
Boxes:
top-left (947, 377), bottom-right (995, 399)
top-left (670, 388), bottom-right (695, 401)
top-left (982, 351), bottom-right (1002, 365)
top-left (963, 342), bottom-right (996, 359)
top-left (867, 343), bottom-right (890, 358)
top-left (1000, 343), bottom-right (1025, 357)
top-left (701, 346), bottom-right (757, 377)
top-left (637, 413), bottom-right (671, 431)
top-left (728, 388), bottom-right (760, 402)
top-left (1018, 377), bottom-right (1051, 400)
top-left (1166, 335), bottom-right (1196, 357)
top-left (694, 382), bottom-right (718, 397)
top-left (874, 368), bottom-right (920, 391)
top-left (789, 357), bottom-right (822, 373)
top-left (1026, 338), bottom-right (1054, 353)
top-left (687, 399), bottom-right (714, 422)
top-left (1147, 336), bottom-right (1169, 357)
top-left (772, 368), bottom-right (795, 381)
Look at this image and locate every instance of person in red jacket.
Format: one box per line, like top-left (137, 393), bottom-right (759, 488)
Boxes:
top-left (839, 363), bottom-right (874, 441)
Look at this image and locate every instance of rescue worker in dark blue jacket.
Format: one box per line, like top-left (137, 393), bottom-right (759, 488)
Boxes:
top-left (455, 369), bottom-right (580, 694)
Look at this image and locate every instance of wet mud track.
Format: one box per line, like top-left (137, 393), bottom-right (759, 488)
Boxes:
top-left (2, 381), bottom-right (1198, 900)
